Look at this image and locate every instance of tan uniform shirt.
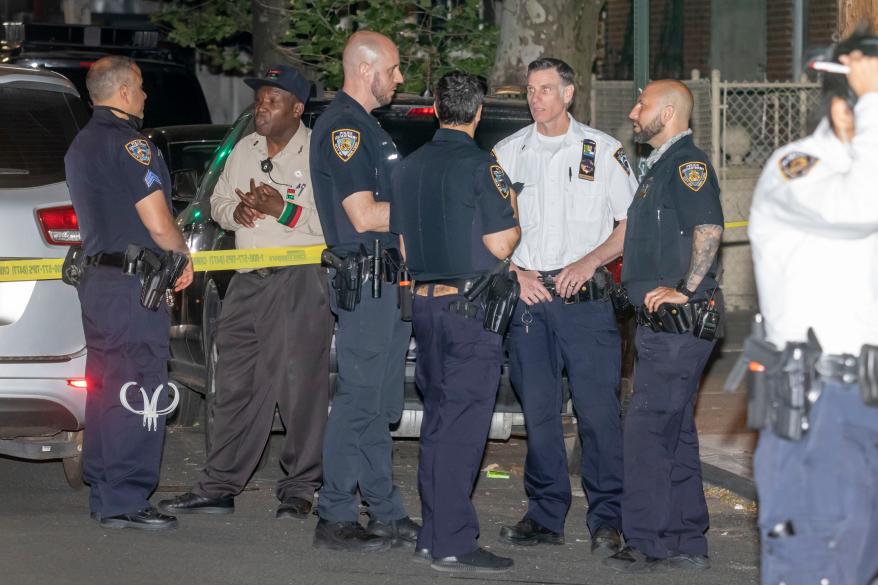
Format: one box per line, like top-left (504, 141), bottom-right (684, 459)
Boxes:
top-left (210, 125), bottom-right (324, 256)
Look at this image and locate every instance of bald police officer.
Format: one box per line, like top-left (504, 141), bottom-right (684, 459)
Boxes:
top-left (65, 55), bottom-right (193, 530)
top-left (606, 80), bottom-right (723, 572)
top-left (391, 71), bottom-right (520, 573)
top-left (310, 31), bottom-right (418, 551)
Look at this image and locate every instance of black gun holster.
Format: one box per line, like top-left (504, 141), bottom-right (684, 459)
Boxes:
top-left (125, 245), bottom-right (188, 311)
top-left (61, 245), bottom-right (87, 288)
top-left (483, 271), bottom-right (520, 335)
top-left (321, 247), bottom-right (364, 312)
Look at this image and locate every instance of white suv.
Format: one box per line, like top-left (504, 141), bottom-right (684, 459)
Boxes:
top-left (0, 65), bottom-right (89, 487)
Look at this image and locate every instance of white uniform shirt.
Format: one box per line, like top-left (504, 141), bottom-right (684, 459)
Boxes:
top-left (749, 94), bottom-right (878, 355)
top-left (493, 114), bottom-right (638, 271)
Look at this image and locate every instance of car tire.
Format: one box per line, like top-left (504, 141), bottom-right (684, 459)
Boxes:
top-left (170, 381), bottom-right (203, 428)
top-left (63, 430), bottom-right (84, 490)
top-left (204, 336), bottom-right (219, 457)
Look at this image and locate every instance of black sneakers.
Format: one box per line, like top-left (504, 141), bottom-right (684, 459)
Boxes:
top-left (313, 519), bottom-right (391, 552)
top-left (366, 516), bottom-right (420, 546)
top-left (498, 517), bottom-right (564, 546)
top-left (668, 553), bottom-right (711, 570)
top-left (157, 492), bottom-right (234, 515)
top-left (431, 547), bottom-right (514, 573)
top-left (99, 507), bottom-right (178, 531)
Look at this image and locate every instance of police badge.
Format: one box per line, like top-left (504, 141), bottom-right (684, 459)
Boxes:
top-left (779, 152), bottom-right (818, 180)
top-left (678, 161), bottom-right (708, 192)
top-left (125, 139), bottom-right (152, 166)
top-left (613, 147), bottom-right (631, 176)
top-left (489, 164), bottom-right (511, 199)
top-left (332, 129), bottom-right (361, 162)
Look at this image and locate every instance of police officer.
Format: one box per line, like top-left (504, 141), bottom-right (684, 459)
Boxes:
top-left (391, 71), bottom-right (520, 572)
top-left (309, 31), bottom-right (418, 551)
top-left (64, 55), bottom-right (193, 530)
top-left (605, 80), bottom-right (723, 572)
top-left (748, 32), bottom-right (878, 585)
top-left (493, 58), bottom-right (637, 553)
top-left (158, 66), bottom-right (333, 520)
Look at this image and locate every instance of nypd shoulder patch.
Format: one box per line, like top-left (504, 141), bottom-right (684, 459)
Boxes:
top-left (489, 164), bottom-right (510, 199)
top-left (332, 129), bottom-right (361, 162)
top-left (613, 147), bottom-right (631, 176)
top-left (778, 152), bottom-right (818, 180)
top-left (678, 161), bottom-right (708, 192)
top-left (125, 139), bottom-right (152, 166)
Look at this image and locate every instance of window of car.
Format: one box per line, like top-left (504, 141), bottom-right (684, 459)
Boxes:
top-left (0, 85), bottom-right (88, 189)
top-left (193, 110), bottom-right (255, 204)
top-left (168, 142), bottom-right (223, 175)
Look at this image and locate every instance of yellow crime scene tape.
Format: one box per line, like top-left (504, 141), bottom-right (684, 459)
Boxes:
top-left (0, 221), bottom-right (750, 284)
top-left (0, 245), bottom-right (325, 284)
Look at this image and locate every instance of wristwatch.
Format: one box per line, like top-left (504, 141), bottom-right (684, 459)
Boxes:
top-left (675, 279), bottom-right (696, 300)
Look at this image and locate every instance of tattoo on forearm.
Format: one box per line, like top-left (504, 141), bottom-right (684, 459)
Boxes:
top-left (684, 224), bottom-right (723, 291)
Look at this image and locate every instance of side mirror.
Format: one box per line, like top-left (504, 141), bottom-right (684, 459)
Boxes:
top-left (172, 169), bottom-right (199, 203)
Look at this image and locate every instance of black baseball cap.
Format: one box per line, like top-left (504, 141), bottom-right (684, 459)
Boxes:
top-left (244, 65), bottom-right (311, 104)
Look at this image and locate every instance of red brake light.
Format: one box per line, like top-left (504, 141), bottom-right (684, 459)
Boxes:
top-left (78, 61), bottom-right (95, 68)
top-left (407, 107), bottom-right (435, 117)
top-left (66, 378), bottom-right (88, 390)
top-left (37, 205), bottom-right (81, 246)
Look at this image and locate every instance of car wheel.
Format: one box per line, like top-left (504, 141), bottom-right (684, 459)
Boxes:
top-left (63, 430), bottom-right (84, 490)
top-left (204, 336), bottom-right (219, 456)
top-left (170, 381), bottom-right (203, 428)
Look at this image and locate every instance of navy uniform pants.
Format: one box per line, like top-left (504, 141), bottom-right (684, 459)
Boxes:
top-left (755, 380), bottom-right (878, 585)
top-left (317, 282), bottom-right (411, 523)
top-left (78, 266), bottom-right (171, 518)
top-left (413, 292), bottom-right (503, 558)
top-left (621, 326), bottom-right (715, 558)
top-left (507, 297), bottom-right (623, 535)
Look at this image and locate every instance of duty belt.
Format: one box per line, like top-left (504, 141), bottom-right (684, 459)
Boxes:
top-left (635, 300), bottom-right (706, 333)
top-left (540, 267), bottom-right (612, 303)
top-left (85, 252), bottom-right (127, 268)
top-left (414, 278), bottom-right (477, 298)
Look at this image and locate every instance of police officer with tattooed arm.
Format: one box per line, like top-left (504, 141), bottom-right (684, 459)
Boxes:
top-left (605, 80), bottom-right (724, 572)
top-left (64, 56), bottom-right (193, 530)
top-left (746, 30), bottom-right (878, 585)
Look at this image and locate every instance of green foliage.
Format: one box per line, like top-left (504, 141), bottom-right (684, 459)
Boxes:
top-left (287, 0), bottom-right (498, 94)
top-left (153, 0), bottom-right (497, 92)
top-left (152, 0), bottom-right (253, 73)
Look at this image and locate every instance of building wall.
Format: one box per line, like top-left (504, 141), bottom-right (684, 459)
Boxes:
top-left (766, 0), bottom-right (838, 80)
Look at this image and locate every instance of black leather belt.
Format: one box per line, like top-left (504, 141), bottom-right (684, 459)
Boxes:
top-left (816, 353), bottom-right (861, 384)
top-left (85, 252), bottom-right (126, 268)
top-left (635, 300), bottom-right (710, 333)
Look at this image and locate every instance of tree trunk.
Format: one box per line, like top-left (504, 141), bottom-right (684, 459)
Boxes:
top-left (491, 0), bottom-right (604, 123)
top-left (838, 0), bottom-right (878, 38)
top-left (252, 0), bottom-right (291, 75)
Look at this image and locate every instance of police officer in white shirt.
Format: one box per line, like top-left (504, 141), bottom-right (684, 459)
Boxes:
top-left (493, 57), bottom-right (637, 554)
top-left (749, 30), bottom-right (878, 585)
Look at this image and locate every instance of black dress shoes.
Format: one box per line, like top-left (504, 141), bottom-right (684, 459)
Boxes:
top-left (590, 525), bottom-right (622, 555)
top-left (276, 496), bottom-right (312, 519)
top-left (668, 553), bottom-right (711, 570)
top-left (431, 547), bottom-right (514, 573)
top-left (100, 508), bottom-right (178, 531)
top-left (603, 546), bottom-right (668, 573)
top-left (366, 516), bottom-right (420, 546)
top-left (313, 519), bottom-right (391, 552)
top-left (157, 492), bottom-right (234, 515)
top-left (498, 517), bottom-right (564, 546)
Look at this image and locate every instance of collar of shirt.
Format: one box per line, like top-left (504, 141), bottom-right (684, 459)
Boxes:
top-left (247, 123), bottom-right (310, 161)
top-left (433, 127), bottom-right (474, 144)
top-left (524, 113), bottom-right (588, 152)
top-left (644, 128), bottom-right (693, 169)
top-left (336, 90), bottom-right (371, 119)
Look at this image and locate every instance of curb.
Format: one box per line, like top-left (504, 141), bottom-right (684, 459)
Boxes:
top-left (701, 461), bottom-right (757, 501)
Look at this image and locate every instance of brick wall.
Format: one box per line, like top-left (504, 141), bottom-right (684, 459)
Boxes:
top-left (601, 0), bottom-right (711, 79)
top-left (766, 0), bottom-right (838, 81)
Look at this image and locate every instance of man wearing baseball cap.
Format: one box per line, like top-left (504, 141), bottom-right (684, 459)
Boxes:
top-left (160, 65), bottom-right (333, 520)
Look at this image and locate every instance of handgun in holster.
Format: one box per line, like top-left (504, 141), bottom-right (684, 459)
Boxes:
top-left (61, 245), bottom-right (87, 288)
top-left (129, 244), bottom-right (188, 311)
top-left (321, 247), bottom-right (363, 311)
top-left (482, 269), bottom-right (520, 335)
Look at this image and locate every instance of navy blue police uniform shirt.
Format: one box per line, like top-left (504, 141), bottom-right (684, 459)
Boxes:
top-left (64, 107), bottom-right (172, 257)
top-left (390, 128), bottom-right (518, 281)
top-left (310, 91), bottom-right (401, 253)
top-left (621, 134), bottom-right (724, 305)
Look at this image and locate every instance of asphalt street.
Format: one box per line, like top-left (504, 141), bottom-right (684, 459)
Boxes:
top-left (0, 426), bottom-right (759, 585)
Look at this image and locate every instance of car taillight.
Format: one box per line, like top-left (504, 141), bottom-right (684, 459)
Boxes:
top-left (66, 378), bottom-right (88, 390)
top-left (407, 106), bottom-right (435, 117)
top-left (37, 205), bottom-right (80, 245)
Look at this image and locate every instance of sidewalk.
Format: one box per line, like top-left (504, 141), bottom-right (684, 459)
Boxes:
top-left (696, 309), bottom-right (758, 500)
